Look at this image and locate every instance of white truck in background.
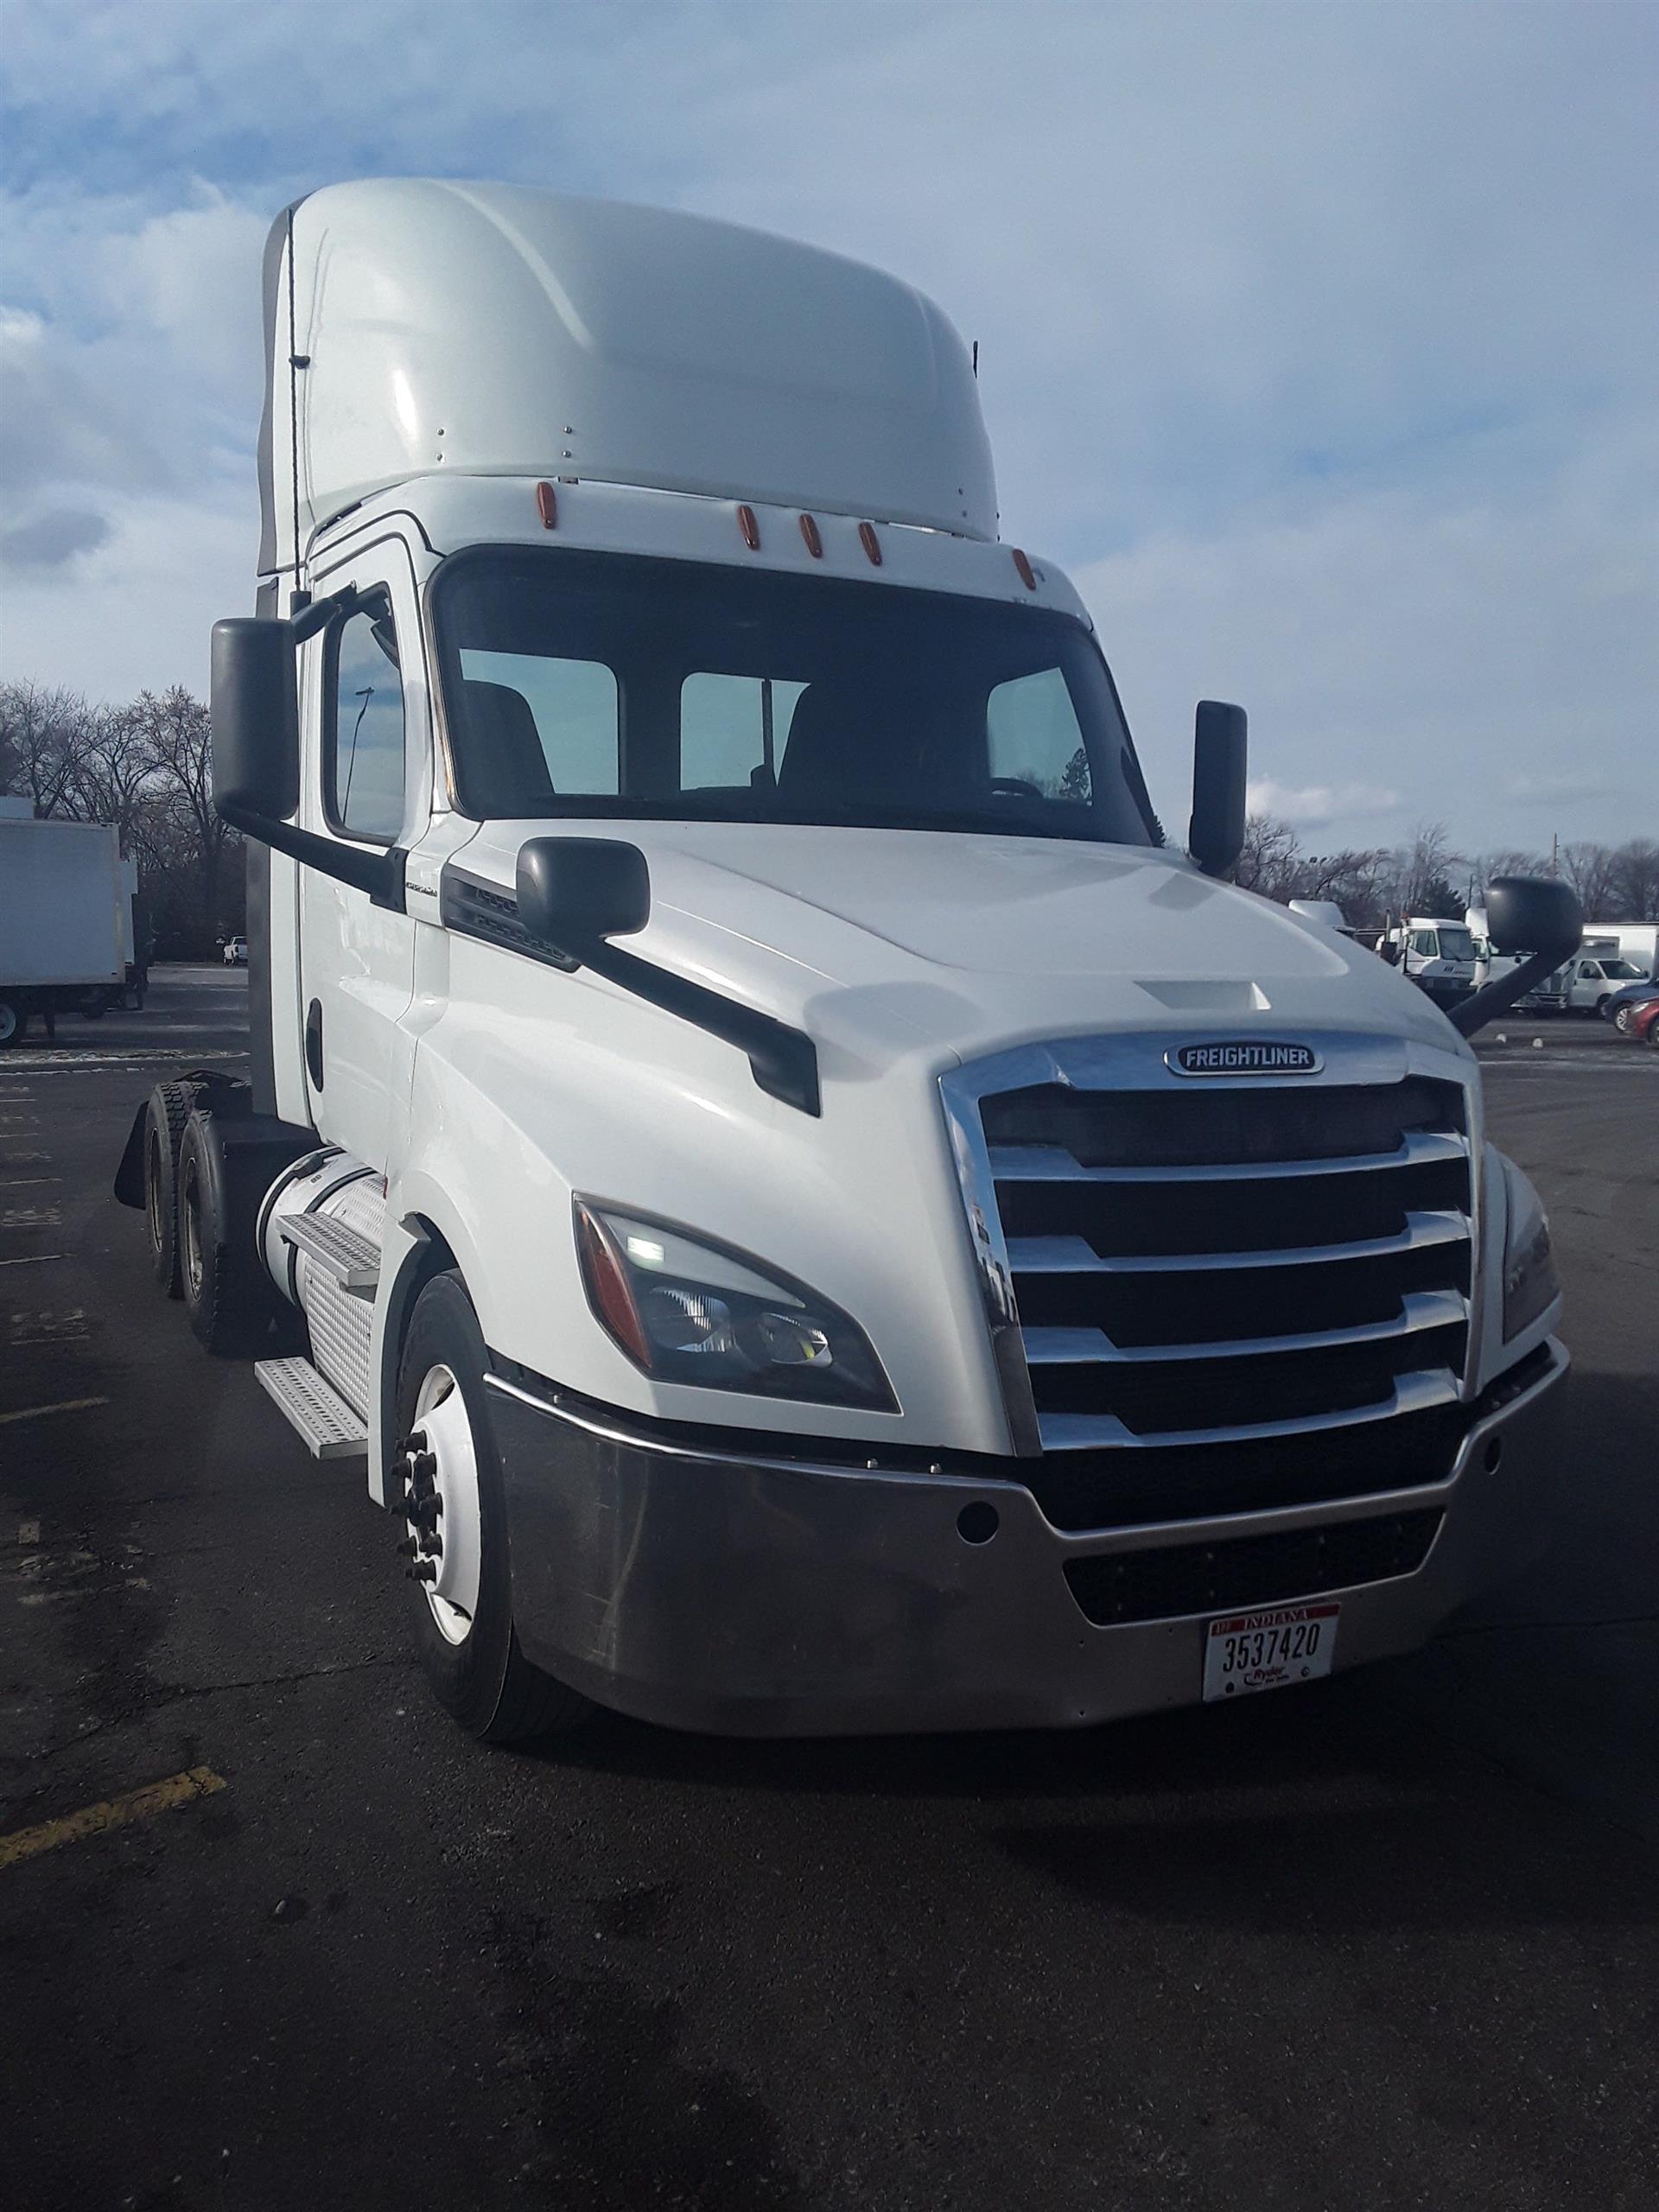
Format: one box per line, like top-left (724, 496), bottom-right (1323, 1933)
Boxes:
top-left (1381, 916), bottom-right (1479, 1011)
top-left (1, 802), bottom-right (143, 1046)
top-left (115, 181), bottom-right (1578, 1746)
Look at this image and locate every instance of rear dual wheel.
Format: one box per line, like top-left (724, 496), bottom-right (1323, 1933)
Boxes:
top-left (143, 1081), bottom-right (197, 1295)
top-left (176, 1115), bottom-right (280, 1355)
top-left (394, 1270), bottom-right (590, 1745)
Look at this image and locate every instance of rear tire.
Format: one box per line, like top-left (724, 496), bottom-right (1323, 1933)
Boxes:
top-left (143, 1081), bottom-right (197, 1295)
top-left (177, 1113), bottom-right (277, 1355)
top-left (394, 1270), bottom-right (590, 1745)
top-left (0, 999), bottom-right (27, 1049)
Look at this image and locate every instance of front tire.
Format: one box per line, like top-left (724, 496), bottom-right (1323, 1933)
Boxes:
top-left (394, 1271), bottom-right (590, 1745)
top-left (0, 998), bottom-right (27, 1049)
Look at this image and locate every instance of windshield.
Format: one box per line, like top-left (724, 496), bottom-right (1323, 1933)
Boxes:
top-left (1603, 959), bottom-right (1643, 978)
top-left (1436, 926), bottom-right (1476, 961)
top-left (432, 550), bottom-right (1160, 845)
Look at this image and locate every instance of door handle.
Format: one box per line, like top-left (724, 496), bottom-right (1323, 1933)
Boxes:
top-left (305, 998), bottom-right (324, 1090)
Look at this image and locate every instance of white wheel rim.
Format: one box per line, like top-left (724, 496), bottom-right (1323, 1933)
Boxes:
top-left (409, 1363), bottom-right (483, 1644)
top-left (0, 1004), bottom-right (16, 1044)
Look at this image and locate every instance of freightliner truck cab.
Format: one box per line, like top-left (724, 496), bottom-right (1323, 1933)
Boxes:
top-left (118, 181), bottom-right (1576, 1743)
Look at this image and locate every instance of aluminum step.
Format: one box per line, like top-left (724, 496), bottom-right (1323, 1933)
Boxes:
top-left (277, 1211), bottom-right (380, 1293)
top-left (255, 1356), bottom-right (368, 1464)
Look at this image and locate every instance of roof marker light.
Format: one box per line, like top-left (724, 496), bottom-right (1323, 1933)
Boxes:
top-left (859, 523), bottom-right (882, 567)
top-left (737, 505), bottom-right (760, 550)
top-left (798, 513), bottom-right (823, 558)
top-left (535, 481), bottom-right (558, 531)
top-left (1012, 548), bottom-right (1038, 591)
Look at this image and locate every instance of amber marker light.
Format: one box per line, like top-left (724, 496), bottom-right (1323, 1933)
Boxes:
top-left (574, 1201), bottom-right (650, 1367)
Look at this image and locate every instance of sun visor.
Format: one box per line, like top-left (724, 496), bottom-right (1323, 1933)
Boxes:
top-left (258, 179), bottom-right (998, 580)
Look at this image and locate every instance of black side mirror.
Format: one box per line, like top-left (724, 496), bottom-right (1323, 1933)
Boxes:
top-left (1448, 875), bottom-right (1583, 1037)
top-left (1484, 875), bottom-right (1582, 960)
top-left (1189, 701), bottom-right (1248, 878)
top-left (211, 618), bottom-right (299, 823)
top-left (209, 613), bottom-right (404, 907)
top-left (517, 837), bottom-right (651, 947)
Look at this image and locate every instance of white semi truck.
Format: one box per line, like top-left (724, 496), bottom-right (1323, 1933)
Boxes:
top-left (116, 181), bottom-right (1578, 1744)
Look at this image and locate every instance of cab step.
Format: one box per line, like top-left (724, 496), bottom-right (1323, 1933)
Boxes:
top-left (255, 1355), bottom-right (368, 1464)
top-left (276, 1211), bottom-right (380, 1293)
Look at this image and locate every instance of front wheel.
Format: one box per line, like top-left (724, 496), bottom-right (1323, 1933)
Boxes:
top-left (0, 999), bottom-right (27, 1050)
top-left (393, 1271), bottom-right (590, 1745)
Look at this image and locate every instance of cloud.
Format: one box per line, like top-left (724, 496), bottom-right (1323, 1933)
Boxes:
top-left (1247, 780), bottom-right (1400, 832)
top-left (0, 0), bottom-right (1654, 852)
top-left (0, 507), bottom-right (111, 569)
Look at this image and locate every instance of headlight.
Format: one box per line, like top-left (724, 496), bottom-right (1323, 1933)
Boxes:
top-left (1502, 1162), bottom-right (1559, 1341)
top-left (574, 1198), bottom-right (896, 1411)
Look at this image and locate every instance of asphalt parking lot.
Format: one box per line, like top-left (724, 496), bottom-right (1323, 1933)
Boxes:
top-left (1, 969), bottom-right (1655, 2211)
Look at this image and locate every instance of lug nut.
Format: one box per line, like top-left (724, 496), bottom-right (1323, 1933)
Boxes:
top-left (396, 1536), bottom-right (417, 1558)
top-left (406, 1561), bottom-right (437, 1583)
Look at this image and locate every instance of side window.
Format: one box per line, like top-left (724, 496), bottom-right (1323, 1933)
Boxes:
top-left (326, 598), bottom-right (406, 843)
top-left (1579, 962), bottom-right (1599, 979)
top-left (681, 674), bottom-right (808, 791)
top-left (987, 668), bottom-right (1091, 800)
top-left (459, 649), bottom-right (620, 796)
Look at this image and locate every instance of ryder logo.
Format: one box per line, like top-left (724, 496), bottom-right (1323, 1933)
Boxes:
top-left (1167, 1040), bottom-right (1322, 1077)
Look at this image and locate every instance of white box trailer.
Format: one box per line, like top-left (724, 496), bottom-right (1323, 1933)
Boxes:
top-left (1584, 923), bottom-right (1658, 979)
top-left (115, 181), bottom-right (1578, 1749)
top-left (0, 809), bottom-right (131, 1046)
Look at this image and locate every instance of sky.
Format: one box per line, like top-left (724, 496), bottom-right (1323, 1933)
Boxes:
top-left (1, 0), bottom-right (1654, 856)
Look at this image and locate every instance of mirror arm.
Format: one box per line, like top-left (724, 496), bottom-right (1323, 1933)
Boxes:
top-left (575, 936), bottom-right (821, 1116)
top-left (218, 800), bottom-right (407, 912)
top-left (1448, 940), bottom-right (1578, 1039)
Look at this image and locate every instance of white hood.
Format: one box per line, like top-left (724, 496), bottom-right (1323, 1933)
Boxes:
top-left (449, 821), bottom-right (1468, 1070)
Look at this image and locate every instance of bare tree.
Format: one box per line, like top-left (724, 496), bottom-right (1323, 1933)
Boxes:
top-left (1236, 813), bottom-right (1302, 899)
top-left (65, 702), bottom-right (168, 843)
top-left (124, 687), bottom-right (231, 947)
top-left (1558, 842), bottom-right (1621, 922)
top-left (1474, 849), bottom-right (1550, 895)
top-left (1606, 838), bottom-right (1659, 924)
top-left (1391, 822), bottom-right (1467, 918)
top-left (0, 680), bottom-right (99, 817)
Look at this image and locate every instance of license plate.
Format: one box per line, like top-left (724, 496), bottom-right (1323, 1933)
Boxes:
top-left (1203, 1601), bottom-right (1338, 1701)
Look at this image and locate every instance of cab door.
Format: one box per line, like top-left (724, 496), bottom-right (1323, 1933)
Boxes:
top-left (297, 536), bottom-right (424, 1168)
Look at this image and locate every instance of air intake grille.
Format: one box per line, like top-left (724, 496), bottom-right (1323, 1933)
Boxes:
top-left (963, 1058), bottom-right (1475, 1524)
top-left (1063, 1508), bottom-right (1444, 1626)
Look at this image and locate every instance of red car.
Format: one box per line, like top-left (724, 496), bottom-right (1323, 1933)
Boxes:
top-left (1630, 995), bottom-right (1659, 1046)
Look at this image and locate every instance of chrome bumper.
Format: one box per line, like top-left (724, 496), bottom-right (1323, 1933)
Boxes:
top-left (486, 1341), bottom-right (1568, 1738)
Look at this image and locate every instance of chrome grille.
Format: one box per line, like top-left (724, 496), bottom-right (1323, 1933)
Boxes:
top-left (943, 1037), bottom-right (1476, 1521)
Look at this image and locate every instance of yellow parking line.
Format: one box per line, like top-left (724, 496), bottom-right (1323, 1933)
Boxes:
top-left (0, 1768), bottom-right (226, 1872)
top-left (0, 1396), bottom-right (109, 1426)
